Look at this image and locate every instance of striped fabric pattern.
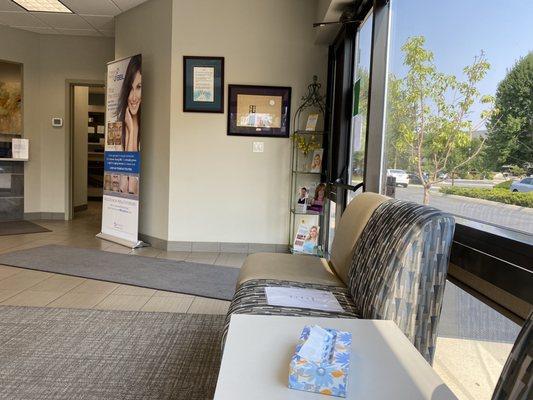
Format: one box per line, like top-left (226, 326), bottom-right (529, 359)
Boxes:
top-left (347, 200), bottom-right (455, 363)
top-left (221, 279), bottom-right (358, 344)
top-left (492, 312), bottom-right (533, 400)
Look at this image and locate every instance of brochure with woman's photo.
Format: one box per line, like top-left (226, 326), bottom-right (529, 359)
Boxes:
top-left (293, 223), bottom-right (319, 255)
top-left (307, 182), bottom-right (326, 213)
top-left (310, 149), bottom-right (323, 173)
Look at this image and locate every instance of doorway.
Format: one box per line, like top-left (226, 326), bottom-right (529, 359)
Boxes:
top-left (68, 82), bottom-right (105, 220)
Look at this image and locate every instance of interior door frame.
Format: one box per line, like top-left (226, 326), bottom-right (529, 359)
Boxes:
top-left (65, 80), bottom-right (105, 220)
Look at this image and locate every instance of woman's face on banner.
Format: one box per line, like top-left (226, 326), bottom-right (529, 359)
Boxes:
top-left (128, 71), bottom-right (142, 115)
top-left (111, 174), bottom-right (120, 191)
top-left (119, 175), bottom-right (129, 193)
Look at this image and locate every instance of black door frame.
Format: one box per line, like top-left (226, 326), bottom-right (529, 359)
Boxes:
top-left (325, 23), bottom-right (358, 215)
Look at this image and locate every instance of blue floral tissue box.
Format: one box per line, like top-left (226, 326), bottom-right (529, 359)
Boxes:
top-left (288, 325), bottom-right (352, 397)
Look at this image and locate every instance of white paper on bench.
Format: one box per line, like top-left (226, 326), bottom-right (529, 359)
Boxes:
top-left (265, 287), bottom-right (344, 313)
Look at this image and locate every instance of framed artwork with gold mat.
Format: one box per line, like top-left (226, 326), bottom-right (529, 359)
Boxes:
top-left (227, 85), bottom-right (291, 137)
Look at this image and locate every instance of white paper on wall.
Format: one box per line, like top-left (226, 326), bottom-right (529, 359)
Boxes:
top-left (12, 138), bottom-right (29, 160)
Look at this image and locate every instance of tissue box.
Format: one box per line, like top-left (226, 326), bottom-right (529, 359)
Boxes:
top-left (288, 326), bottom-right (352, 397)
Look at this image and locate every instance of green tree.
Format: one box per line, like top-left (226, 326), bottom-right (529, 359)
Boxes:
top-left (385, 74), bottom-right (411, 170)
top-left (484, 53), bottom-right (533, 171)
top-left (351, 67), bottom-right (370, 182)
top-left (390, 36), bottom-right (494, 204)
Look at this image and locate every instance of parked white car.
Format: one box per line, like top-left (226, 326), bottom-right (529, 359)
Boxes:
top-left (387, 169), bottom-right (410, 188)
top-left (510, 177), bottom-right (533, 192)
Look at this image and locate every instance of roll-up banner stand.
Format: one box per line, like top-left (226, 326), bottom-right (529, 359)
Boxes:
top-left (96, 54), bottom-right (147, 249)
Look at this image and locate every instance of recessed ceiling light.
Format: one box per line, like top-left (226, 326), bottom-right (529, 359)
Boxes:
top-left (11, 0), bottom-right (73, 13)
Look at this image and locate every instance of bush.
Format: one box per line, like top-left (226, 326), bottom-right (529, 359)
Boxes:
top-left (494, 180), bottom-right (513, 189)
top-left (440, 187), bottom-right (533, 208)
top-left (510, 165), bottom-right (526, 177)
top-left (484, 171), bottom-right (496, 180)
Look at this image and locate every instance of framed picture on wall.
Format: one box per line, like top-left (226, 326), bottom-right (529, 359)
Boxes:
top-left (227, 85), bottom-right (291, 137)
top-left (183, 56), bottom-right (224, 113)
top-left (0, 60), bottom-right (22, 135)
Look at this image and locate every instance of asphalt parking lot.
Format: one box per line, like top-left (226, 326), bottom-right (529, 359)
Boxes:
top-left (394, 184), bottom-right (533, 235)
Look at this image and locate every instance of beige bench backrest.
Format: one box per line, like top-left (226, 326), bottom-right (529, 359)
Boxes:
top-left (329, 192), bottom-right (389, 285)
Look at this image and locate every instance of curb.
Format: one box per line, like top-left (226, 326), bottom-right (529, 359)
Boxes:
top-left (437, 192), bottom-right (533, 213)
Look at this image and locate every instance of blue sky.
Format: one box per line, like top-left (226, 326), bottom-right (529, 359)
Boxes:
top-left (358, 0), bottom-right (533, 127)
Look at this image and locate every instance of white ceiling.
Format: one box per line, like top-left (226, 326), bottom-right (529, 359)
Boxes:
top-left (0, 0), bottom-right (150, 37)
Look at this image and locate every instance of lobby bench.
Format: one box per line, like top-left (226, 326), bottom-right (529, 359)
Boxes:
top-left (223, 192), bottom-right (456, 364)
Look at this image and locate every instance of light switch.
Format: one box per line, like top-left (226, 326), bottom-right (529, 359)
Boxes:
top-left (51, 117), bottom-right (63, 127)
top-left (253, 141), bottom-right (264, 153)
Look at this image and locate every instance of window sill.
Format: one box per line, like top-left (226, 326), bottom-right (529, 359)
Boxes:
top-left (449, 217), bottom-right (533, 322)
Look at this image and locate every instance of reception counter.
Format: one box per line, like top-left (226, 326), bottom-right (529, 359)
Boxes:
top-left (0, 159), bottom-right (24, 221)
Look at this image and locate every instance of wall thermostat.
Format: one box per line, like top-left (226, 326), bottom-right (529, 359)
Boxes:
top-left (52, 117), bottom-right (63, 127)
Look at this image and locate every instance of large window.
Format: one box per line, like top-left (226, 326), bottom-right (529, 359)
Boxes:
top-left (349, 13), bottom-right (373, 189)
top-left (380, 1), bottom-right (532, 398)
top-left (382, 0), bottom-right (533, 235)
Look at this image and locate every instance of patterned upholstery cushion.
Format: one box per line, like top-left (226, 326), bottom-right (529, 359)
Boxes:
top-left (347, 199), bottom-right (455, 364)
top-left (236, 253), bottom-right (343, 287)
top-left (492, 311), bottom-right (533, 400)
top-left (221, 279), bottom-right (358, 345)
top-left (329, 192), bottom-right (389, 285)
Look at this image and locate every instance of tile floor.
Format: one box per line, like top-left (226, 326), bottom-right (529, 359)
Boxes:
top-left (0, 202), bottom-right (243, 315)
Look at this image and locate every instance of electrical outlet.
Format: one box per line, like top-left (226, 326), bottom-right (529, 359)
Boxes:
top-left (253, 142), bottom-right (264, 153)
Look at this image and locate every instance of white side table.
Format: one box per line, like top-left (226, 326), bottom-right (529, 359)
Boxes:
top-left (214, 314), bottom-right (457, 400)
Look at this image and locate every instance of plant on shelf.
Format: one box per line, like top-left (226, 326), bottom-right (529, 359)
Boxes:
top-left (293, 134), bottom-right (322, 156)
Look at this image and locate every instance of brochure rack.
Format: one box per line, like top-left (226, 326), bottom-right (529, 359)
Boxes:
top-left (289, 76), bottom-right (327, 256)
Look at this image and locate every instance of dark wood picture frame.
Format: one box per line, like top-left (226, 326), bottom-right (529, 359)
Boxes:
top-left (183, 56), bottom-right (224, 113)
top-left (227, 84), bottom-right (291, 138)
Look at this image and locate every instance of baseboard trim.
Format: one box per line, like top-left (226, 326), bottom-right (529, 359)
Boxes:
top-left (138, 233), bottom-right (168, 251)
top-left (24, 212), bottom-right (65, 221)
top-left (138, 233), bottom-right (289, 253)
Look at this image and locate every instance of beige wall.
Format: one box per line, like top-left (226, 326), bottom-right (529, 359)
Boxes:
top-left (0, 25), bottom-right (114, 216)
top-left (113, 0), bottom-right (328, 245)
top-left (115, 0), bottom-right (172, 240)
top-left (38, 35), bottom-right (114, 214)
top-left (168, 0), bottom-right (328, 244)
top-left (73, 86), bottom-right (88, 208)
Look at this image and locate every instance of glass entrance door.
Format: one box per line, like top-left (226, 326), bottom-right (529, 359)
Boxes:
top-left (324, 12), bottom-right (374, 253)
top-left (347, 12), bottom-right (373, 204)
top-left (324, 23), bottom-right (356, 253)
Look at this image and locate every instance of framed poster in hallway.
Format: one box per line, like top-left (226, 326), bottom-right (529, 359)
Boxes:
top-left (183, 56), bottom-right (224, 113)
